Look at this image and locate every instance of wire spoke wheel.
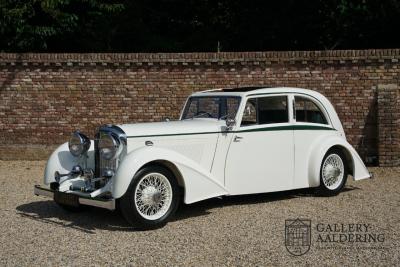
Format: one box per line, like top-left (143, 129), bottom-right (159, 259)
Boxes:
top-left (134, 172), bottom-right (173, 220)
top-left (321, 154), bottom-right (344, 190)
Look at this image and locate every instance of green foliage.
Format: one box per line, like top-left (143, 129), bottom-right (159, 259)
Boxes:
top-left (0, 0), bottom-right (123, 51)
top-left (0, 0), bottom-right (399, 52)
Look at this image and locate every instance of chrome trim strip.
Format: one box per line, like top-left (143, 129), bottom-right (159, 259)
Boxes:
top-left (78, 197), bottom-right (115, 210)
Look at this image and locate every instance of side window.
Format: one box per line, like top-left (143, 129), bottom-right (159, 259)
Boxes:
top-left (295, 96), bottom-right (328, 124)
top-left (241, 99), bottom-right (257, 126)
top-left (257, 96), bottom-right (288, 124)
top-left (240, 96), bottom-right (288, 126)
top-left (226, 98), bottom-right (240, 119)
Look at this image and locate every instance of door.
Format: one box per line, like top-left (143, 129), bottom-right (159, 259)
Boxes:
top-left (292, 95), bottom-right (334, 188)
top-left (225, 94), bottom-right (294, 195)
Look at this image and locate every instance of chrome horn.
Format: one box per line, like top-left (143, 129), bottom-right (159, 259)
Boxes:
top-left (54, 165), bottom-right (83, 183)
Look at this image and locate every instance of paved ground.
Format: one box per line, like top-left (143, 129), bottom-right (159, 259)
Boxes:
top-left (0, 161), bottom-right (399, 266)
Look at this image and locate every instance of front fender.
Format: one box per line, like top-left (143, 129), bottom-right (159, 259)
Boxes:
top-left (308, 136), bottom-right (371, 187)
top-left (44, 141), bottom-right (95, 184)
top-left (112, 146), bottom-right (228, 203)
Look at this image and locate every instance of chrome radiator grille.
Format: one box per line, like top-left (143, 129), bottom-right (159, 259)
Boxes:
top-left (94, 125), bottom-right (126, 177)
top-left (99, 157), bottom-right (117, 176)
top-left (94, 136), bottom-right (118, 177)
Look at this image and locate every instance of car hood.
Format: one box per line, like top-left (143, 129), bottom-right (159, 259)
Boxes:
top-left (118, 119), bottom-right (225, 138)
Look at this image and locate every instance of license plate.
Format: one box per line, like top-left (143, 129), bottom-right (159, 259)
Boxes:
top-left (54, 191), bottom-right (80, 207)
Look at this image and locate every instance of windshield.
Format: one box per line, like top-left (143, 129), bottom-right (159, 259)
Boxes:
top-left (182, 96), bottom-right (241, 120)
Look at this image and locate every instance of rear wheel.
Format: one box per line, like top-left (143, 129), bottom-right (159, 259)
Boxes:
top-left (120, 165), bottom-right (180, 230)
top-left (316, 148), bottom-right (348, 196)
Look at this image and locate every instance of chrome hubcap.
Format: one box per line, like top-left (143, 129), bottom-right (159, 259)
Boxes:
top-left (134, 173), bottom-right (173, 220)
top-left (141, 186), bottom-right (161, 206)
top-left (322, 154), bottom-right (344, 190)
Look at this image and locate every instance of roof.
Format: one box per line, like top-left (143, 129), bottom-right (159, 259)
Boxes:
top-left (205, 86), bottom-right (270, 92)
top-left (191, 86), bottom-right (321, 97)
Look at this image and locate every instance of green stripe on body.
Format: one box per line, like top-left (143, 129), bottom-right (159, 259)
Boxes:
top-left (126, 125), bottom-right (335, 138)
top-left (237, 125), bottom-right (335, 133)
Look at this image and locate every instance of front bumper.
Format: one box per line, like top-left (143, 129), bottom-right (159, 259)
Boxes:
top-left (34, 185), bottom-right (116, 210)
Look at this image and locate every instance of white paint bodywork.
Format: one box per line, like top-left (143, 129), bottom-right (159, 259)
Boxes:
top-left (43, 87), bottom-right (371, 204)
top-left (44, 141), bottom-right (95, 185)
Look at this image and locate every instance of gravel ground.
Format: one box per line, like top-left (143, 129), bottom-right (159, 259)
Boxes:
top-left (0, 161), bottom-right (399, 266)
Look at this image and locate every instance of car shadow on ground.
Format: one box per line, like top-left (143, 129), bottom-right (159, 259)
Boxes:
top-left (16, 200), bottom-right (132, 234)
top-left (173, 185), bottom-right (359, 221)
top-left (16, 185), bottom-right (359, 233)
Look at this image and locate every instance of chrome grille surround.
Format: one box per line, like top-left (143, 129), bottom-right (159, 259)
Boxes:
top-left (95, 125), bottom-right (127, 177)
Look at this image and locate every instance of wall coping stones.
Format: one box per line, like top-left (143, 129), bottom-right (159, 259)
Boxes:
top-left (0, 49), bottom-right (399, 65)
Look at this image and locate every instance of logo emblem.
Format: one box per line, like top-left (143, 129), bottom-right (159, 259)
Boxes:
top-left (285, 218), bottom-right (311, 256)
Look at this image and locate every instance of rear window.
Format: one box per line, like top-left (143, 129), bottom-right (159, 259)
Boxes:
top-left (295, 96), bottom-right (327, 124)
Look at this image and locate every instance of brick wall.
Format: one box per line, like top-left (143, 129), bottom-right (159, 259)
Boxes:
top-left (0, 50), bottom-right (399, 165)
top-left (378, 85), bottom-right (400, 167)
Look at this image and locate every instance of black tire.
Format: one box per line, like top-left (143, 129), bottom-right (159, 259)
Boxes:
top-left (120, 165), bottom-right (180, 230)
top-left (316, 148), bottom-right (348, 196)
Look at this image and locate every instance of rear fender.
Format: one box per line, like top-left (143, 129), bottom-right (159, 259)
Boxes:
top-left (308, 137), bottom-right (371, 187)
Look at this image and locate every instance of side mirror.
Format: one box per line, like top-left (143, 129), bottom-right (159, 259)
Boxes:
top-left (226, 118), bottom-right (236, 129)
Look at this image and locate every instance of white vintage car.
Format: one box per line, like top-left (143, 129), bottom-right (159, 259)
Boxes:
top-left (34, 87), bottom-right (371, 229)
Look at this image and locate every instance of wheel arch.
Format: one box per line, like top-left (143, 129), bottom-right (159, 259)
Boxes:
top-left (139, 160), bottom-right (186, 188)
top-left (328, 145), bottom-right (354, 176)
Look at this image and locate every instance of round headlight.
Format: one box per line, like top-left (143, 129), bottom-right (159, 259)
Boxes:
top-left (98, 133), bottom-right (121, 160)
top-left (68, 131), bottom-right (91, 157)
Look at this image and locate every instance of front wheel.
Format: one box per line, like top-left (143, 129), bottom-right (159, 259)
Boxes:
top-left (120, 165), bottom-right (180, 230)
top-left (316, 148), bottom-right (348, 196)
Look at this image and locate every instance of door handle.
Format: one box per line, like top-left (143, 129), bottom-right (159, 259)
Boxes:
top-left (233, 135), bottom-right (243, 142)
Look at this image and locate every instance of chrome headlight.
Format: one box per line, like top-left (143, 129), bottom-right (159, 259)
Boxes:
top-left (98, 133), bottom-right (121, 160)
top-left (68, 131), bottom-right (91, 157)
